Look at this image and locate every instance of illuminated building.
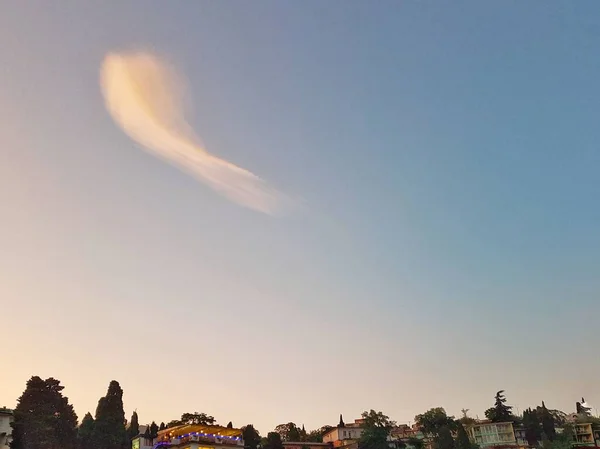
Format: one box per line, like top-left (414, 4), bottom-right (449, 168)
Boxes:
top-left (141, 424), bottom-right (244, 449)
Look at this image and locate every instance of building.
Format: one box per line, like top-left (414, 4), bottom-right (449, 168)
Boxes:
top-left (512, 426), bottom-right (528, 448)
top-left (390, 424), bottom-right (427, 445)
top-left (0, 408), bottom-right (13, 449)
top-left (572, 423), bottom-right (595, 446)
top-left (151, 424), bottom-right (244, 449)
top-left (322, 417), bottom-right (364, 447)
top-left (132, 425), bottom-right (154, 449)
top-left (322, 416), bottom-right (365, 449)
top-left (390, 424), bottom-right (429, 449)
top-left (467, 422), bottom-right (517, 448)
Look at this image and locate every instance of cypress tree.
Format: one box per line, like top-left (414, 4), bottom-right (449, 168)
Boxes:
top-left (540, 402), bottom-right (556, 441)
top-left (79, 413), bottom-right (96, 449)
top-left (127, 412), bottom-right (139, 441)
top-left (523, 408), bottom-right (542, 446)
top-left (150, 422), bottom-right (159, 439)
top-left (92, 381), bottom-right (127, 449)
top-left (159, 422), bottom-right (166, 431)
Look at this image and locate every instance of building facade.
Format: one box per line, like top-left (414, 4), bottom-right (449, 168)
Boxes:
top-left (322, 418), bottom-right (364, 447)
top-left (150, 424), bottom-right (244, 449)
top-left (390, 424), bottom-right (429, 449)
top-left (467, 422), bottom-right (517, 448)
top-left (573, 423), bottom-right (595, 446)
top-left (0, 408), bottom-right (13, 449)
top-left (512, 426), bottom-right (528, 448)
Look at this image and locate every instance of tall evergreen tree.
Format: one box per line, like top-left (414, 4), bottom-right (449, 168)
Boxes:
top-left (300, 425), bottom-right (307, 442)
top-left (484, 391), bottom-right (513, 422)
top-left (227, 422), bottom-right (233, 429)
top-left (10, 376), bottom-right (78, 449)
top-left (92, 381), bottom-right (127, 449)
top-left (522, 408), bottom-right (542, 447)
top-left (150, 422), bottom-right (159, 439)
top-left (539, 402), bottom-right (556, 442)
top-left (150, 421), bottom-right (158, 438)
top-left (79, 413), bottom-right (96, 449)
top-left (126, 412), bottom-right (139, 441)
top-left (159, 422), bottom-right (166, 431)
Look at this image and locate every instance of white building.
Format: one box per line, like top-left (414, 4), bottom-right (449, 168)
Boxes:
top-left (0, 408), bottom-right (13, 449)
top-left (322, 417), bottom-right (364, 446)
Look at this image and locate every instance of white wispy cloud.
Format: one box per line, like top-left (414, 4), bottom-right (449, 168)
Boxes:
top-left (100, 51), bottom-right (286, 215)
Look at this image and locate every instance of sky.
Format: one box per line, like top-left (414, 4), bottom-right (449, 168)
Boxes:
top-left (1, 0), bottom-right (599, 434)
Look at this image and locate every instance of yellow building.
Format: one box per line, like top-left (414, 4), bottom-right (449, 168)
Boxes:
top-left (151, 424), bottom-right (244, 449)
top-left (467, 422), bottom-right (517, 448)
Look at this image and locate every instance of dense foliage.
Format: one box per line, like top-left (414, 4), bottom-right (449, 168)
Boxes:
top-left (10, 377), bottom-right (78, 449)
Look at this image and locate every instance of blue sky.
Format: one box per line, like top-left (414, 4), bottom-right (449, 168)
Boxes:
top-left (1, 0), bottom-right (599, 432)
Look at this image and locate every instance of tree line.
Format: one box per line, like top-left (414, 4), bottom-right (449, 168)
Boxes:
top-left (9, 378), bottom-right (597, 449)
top-left (259, 391), bottom-right (599, 449)
top-left (9, 377), bottom-right (239, 449)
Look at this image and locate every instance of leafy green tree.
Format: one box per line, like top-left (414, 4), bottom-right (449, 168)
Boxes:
top-left (150, 422), bottom-right (159, 439)
top-left (435, 427), bottom-right (454, 449)
top-left (550, 425), bottom-right (573, 449)
top-left (242, 425), bottom-right (261, 449)
top-left (126, 412), bottom-right (139, 441)
top-left (407, 438), bottom-right (424, 449)
top-left (10, 376), bottom-right (79, 449)
top-left (484, 391), bottom-right (513, 423)
top-left (358, 410), bottom-right (396, 449)
top-left (275, 423), bottom-right (301, 442)
top-left (541, 434), bottom-right (552, 449)
top-left (264, 432), bottom-right (284, 449)
top-left (306, 426), bottom-right (333, 442)
top-left (179, 413), bottom-right (216, 426)
top-left (547, 410), bottom-right (567, 427)
top-left (79, 413), bottom-right (96, 449)
top-left (92, 380), bottom-right (127, 449)
top-left (415, 408), bottom-right (456, 440)
top-left (455, 424), bottom-right (471, 449)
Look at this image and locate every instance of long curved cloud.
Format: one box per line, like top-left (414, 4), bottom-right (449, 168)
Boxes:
top-left (100, 51), bottom-right (284, 215)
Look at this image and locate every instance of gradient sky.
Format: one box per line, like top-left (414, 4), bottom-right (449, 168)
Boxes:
top-left (1, 0), bottom-right (599, 434)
